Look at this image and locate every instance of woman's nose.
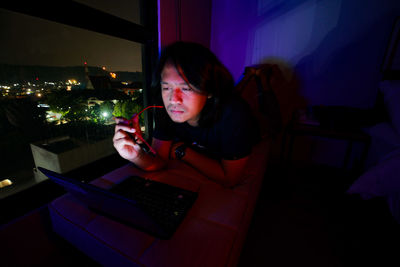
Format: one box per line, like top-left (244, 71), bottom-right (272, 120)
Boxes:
top-left (170, 88), bottom-right (182, 103)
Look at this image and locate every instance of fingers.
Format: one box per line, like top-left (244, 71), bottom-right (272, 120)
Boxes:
top-left (113, 129), bottom-right (128, 141)
top-left (115, 121), bottom-right (136, 133)
top-left (114, 116), bottom-right (141, 135)
top-left (113, 135), bottom-right (134, 148)
top-left (114, 116), bottom-right (128, 124)
top-left (113, 131), bottom-right (142, 160)
top-left (113, 116), bottom-right (144, 157)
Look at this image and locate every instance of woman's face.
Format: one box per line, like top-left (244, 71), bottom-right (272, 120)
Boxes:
top-left (161, 63), bottom-right (208, 126)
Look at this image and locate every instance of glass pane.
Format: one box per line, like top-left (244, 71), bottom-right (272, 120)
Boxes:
top-left (0, 8), bottom-right (144, 198)
top-left (73, 0), bottom-right (141, 25)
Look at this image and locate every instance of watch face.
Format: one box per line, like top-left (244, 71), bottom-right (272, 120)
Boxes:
top-left (175, 144), bottom-right (186, 159)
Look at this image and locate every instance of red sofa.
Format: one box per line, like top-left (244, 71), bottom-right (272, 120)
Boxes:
top-left (48, 137), bottom-right (271, 267)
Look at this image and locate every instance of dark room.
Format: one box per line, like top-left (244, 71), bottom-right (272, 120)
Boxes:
top-left (1, 0), bottom-right (400, 266)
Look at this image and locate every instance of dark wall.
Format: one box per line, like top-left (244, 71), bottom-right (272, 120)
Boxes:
top-left (159, 0), bottom-right (212, 49)
top-left (210, 0), bottom-right (400, 108)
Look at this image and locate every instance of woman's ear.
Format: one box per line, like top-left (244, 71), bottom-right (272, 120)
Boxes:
top-left (207, 94), bottom-right (212, 99)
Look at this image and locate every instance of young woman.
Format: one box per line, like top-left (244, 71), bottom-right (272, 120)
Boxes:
top-left (113, 41), bottom-right (259, 187)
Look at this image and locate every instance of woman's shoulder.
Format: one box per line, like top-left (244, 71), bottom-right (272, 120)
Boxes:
top-left (220, 95), bottom-right (253, 120)
top-left (220, 94), bottom-right (261, 141)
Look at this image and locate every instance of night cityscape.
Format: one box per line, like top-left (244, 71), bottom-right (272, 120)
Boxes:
top-left (0, 62), bottom-right (144, 199)
top-left (0, 63), bottom-right (143, 120)
top-left (0, 3), bottom-right (145, 202)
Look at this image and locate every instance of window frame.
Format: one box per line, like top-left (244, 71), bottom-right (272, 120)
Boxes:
top-left (1, 0), bottom-right (159, 138)
top-left (0, 0), bottom-right (158, 223)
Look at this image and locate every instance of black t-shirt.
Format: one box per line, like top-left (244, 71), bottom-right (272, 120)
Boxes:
top-left (153, 96), bottom-right (260, 160)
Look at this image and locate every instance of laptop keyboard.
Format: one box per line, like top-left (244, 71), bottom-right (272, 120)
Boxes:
top-left (110, 176), bottom-right (198, 231)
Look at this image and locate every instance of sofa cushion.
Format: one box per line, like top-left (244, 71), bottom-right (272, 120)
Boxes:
top-left (50, 194), bottom-right (96, 226)
top-left (85, 215), bottom-right (156, 260)
top-left (348, 148), bottom-right (400, 198)
top-left (139, 217), bottom-right (236, 267)
top-left (189, 184), bottom-right (247, 230)
top-left (380, 80), bottom-right (400, 135)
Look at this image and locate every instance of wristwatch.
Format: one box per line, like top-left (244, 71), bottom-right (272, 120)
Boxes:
top-left (175, 144), bottom-right (187, 160)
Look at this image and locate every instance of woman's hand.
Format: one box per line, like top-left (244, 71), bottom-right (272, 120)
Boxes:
top-left (113, 116), bottom-right (143, 162)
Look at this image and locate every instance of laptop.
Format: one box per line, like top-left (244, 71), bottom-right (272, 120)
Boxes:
top-left (39, 167), bottom-right (198, 239)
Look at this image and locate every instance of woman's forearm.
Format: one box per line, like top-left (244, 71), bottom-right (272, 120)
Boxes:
top-left (131, 150), bottom-right (168, 171)
top-left (181, 148), bottom-right (234, 187)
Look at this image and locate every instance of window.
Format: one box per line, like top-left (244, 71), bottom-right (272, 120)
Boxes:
top-left (0, 1), bottom-right (157, 201)
top-left (73, 0), bottom-right (142, 25)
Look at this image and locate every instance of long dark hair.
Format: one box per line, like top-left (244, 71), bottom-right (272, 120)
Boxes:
top-left (152, 41), bottom-right (235, 127)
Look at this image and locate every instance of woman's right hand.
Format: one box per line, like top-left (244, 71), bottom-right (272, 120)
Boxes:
top-left (113, 116), bottom-right (143, 162)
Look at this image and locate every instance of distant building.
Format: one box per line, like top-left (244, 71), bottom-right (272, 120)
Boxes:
top-left (83, 62), bottom-right (141, 96)
top-left (112, 81), bottom-right (142, 96)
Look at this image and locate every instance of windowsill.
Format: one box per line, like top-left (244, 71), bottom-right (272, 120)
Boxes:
top-left (1, 153), bottom-right (129, 225)
top-left (0, 169), bottom-right (48, 200)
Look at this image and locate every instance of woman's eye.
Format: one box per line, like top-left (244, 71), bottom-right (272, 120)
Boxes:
top-left (162, 87), bottom-right (170, 91)
top-left (182, 87), bottom-right (192, 91)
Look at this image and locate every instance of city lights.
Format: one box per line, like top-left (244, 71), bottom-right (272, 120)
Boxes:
top-left (0, 179), bottom-right (13, 188)
top-left (1, 64), bottom-right (143, 126)
top-left (67, 79), bottom-right (78, 85)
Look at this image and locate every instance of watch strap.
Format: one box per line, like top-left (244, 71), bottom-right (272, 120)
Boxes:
top-left (175, 144), bottom-right (187, 160)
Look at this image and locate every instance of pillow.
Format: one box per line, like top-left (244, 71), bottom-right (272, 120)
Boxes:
top-left (362, 122), bottom-right (400, 168)
top-left (380, 80), bottom-right (400, 135)
top-left (347, 148), bottom-right (400, 199)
